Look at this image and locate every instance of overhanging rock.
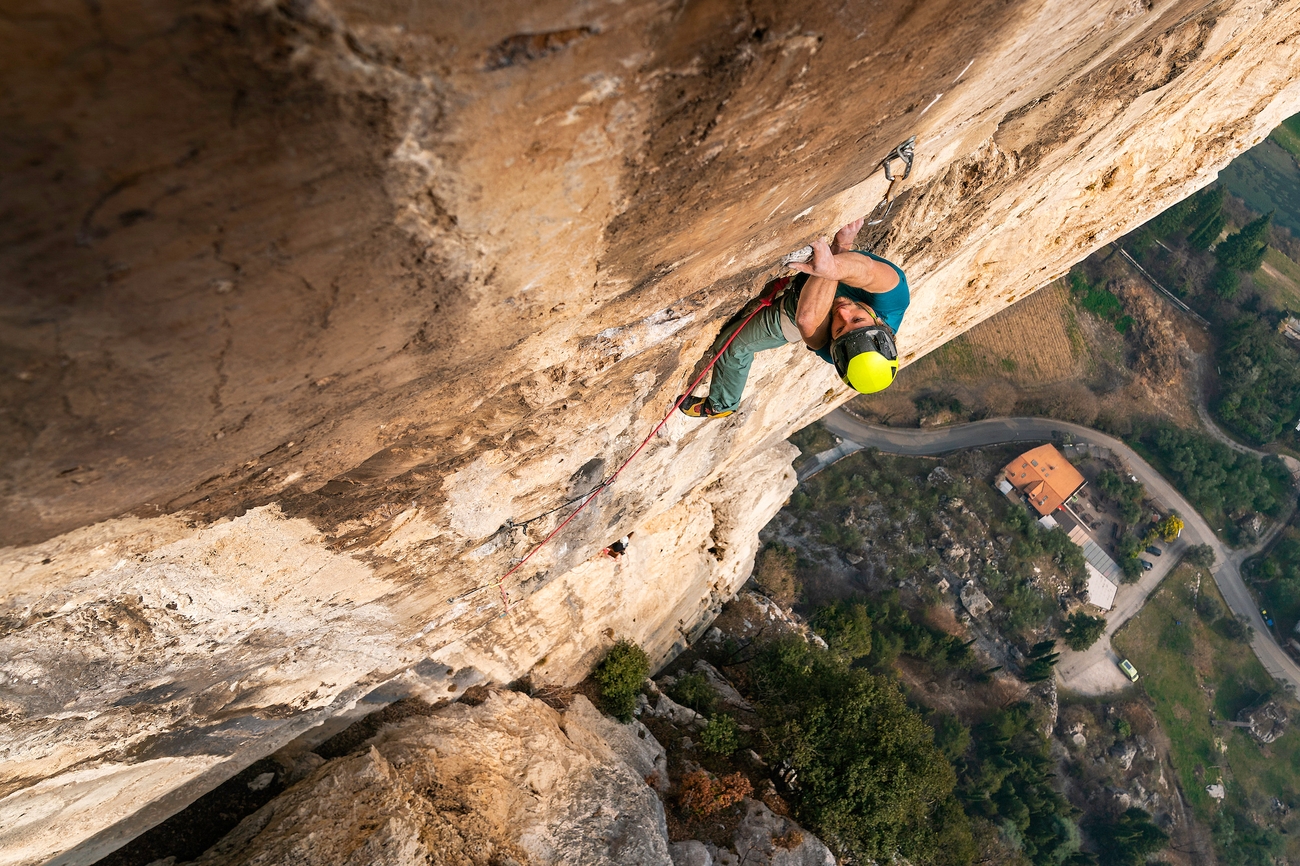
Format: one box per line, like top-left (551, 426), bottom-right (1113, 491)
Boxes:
top-left (4, 0), bottom-right (1300, 862)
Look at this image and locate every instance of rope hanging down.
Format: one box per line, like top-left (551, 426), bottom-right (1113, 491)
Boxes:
top-left (485, 135), bottom-right (918, 615)
top-left (489, 275), bottom-right (793, 613)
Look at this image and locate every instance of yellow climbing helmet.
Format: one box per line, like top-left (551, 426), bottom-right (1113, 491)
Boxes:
top-left (829, 323), bottom-right (899, 394)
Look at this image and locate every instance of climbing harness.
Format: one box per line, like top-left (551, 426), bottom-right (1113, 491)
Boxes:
top-left (479, 135), bottom-right (918, 616)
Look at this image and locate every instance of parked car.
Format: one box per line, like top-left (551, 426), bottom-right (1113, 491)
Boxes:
top-left (1119, 659), bottom-right (1140, 682)
top-left (1140, 559), bottom-right (1154, 571)
top-left (1146, 546), bottom-right (1162, 556)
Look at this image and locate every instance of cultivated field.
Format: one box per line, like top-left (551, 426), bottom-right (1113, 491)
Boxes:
top-left (902, 281), bottom-right (1085, 384)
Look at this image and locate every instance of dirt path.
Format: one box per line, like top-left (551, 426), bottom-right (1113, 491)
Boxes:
top-left (1192, 353), bottom-right (1266, 457)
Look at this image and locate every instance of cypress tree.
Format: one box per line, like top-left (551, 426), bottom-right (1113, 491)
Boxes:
top-left (1187, 211), bottom-right (1227, 250)
top-left (1215, 211), bottom-right (1272, 272)
top-left (1211, 267), bottom-right (1240, 299)
top-left (1187, 185), bottom-right (1225, 226)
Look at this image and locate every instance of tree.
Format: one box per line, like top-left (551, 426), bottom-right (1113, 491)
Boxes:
top-left (1185, 186), bottom-right (1227, 250)
top-left (748, 638), bottom-right (960, 864)
top-left (1156, 513), bottom-right (1184, 543)
top-left (1144, 195), bottom-right (1196, 239)
top-left (1140, 423), bottom-right (1288, 522)
top-left (1186, 544), bottom-right (1216, 568)
top-left (1188, 185), bottom-right (1226, 224)
top-left (1216, 211), bottom-right (1272, 272)
top-left (594, 640), bottom-right (649, 722)
top-left (700, 714), bottom-right (740, 755)
top-left (1097, 470), bottom-right (1145, 525)
top-left (961, 703), bottom-right (1082, 865)
top-left (669, 672), bottom-right (716, 716)
top-left (811, 599), bottom-right (874, 661)
top-left (1188, 211), bottom-right (1227, 250)
top-left (1092, 808), bottom-right (1169, 866)
top-left (1212, 266), bottom-right (1240, 299)
top-left (1062, 612), bottom-right (1107, 651)
top-left (1023, 640), bottom-right (1060, 682)
top-left (1215, 314), bottom-right (1300, 446)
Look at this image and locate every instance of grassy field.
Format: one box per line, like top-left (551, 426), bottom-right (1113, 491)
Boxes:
top-left (1255, 246), bottom-right (1300, 312)
top-left (1270, 114), bottom-right (1300, 162)
top-left (1220, 137), bottom-right (1300, 237)
top-left (1112, 563), bottom-right (1300, 859)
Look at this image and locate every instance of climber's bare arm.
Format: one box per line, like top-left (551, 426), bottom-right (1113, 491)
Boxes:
top-left (790, 240), bottom-right (898, 348)
top-left (791, 241), bottom-right (841, 348)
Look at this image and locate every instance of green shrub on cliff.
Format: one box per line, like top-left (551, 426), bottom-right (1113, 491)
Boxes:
top-left (700, 714), bottom-right (741, 755)
top-left (595, 639), bottom-right (649, 723)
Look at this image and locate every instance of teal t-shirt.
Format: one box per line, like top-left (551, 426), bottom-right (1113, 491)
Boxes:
top-left (792, 251), bottom-right (909, 365)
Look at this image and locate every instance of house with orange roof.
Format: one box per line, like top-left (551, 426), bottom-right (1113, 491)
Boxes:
top-left (1001, 444), bottom-right (1086, 516)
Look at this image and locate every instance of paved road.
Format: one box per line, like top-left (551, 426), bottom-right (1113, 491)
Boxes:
top-left (812, 409), bottom-right (1300, 697)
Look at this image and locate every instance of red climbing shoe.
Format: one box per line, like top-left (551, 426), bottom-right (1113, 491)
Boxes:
top-left (678, 396), bottom-right (733, 419)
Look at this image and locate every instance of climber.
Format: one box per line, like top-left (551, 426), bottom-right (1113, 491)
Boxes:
top-left (679, 218), bottom-right (910, 418)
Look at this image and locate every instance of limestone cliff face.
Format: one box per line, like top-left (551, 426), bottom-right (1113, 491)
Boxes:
top-left (2, 0), bottom-right (1299, 862)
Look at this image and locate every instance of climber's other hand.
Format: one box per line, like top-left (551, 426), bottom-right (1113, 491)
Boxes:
top-left (831, 218), bottom-right (866, 253)
top-left (787, 239), bottom-right (841, 281)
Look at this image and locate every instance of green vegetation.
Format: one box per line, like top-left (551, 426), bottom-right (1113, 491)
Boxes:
top-left (957, 702), bottom-right (1083, 865)
top-left (1068, 271), bottom-right (1132, 333)
top-left (1249, 520), bottom-right (1300, 636)
top-left (699, 713), bottom-right (740, 755)
top-left (1260, 246), bottom-right (1300, 309)
top-left (788, 444), bottom-right (1077, 638)
top-left (1087, 809), bottom-right (1169, 866)
top-left (1269, 113), bottom-right (1300, 162)
top-left (1186, 543), bottom-right (1216, 567)
top-left (1113, 564), bottom-right (1300, 864)
top-left (1061, 612), bottom-right (1106, 651)
top-left (789, 422), bottom-right (837, 469)
top-left (1095, 469), bottom-right (1146, 526)
top-left (746, 636), bottom-right (970, 864)
top-left (915, 391), bottom-right (966, 417)
top-left (810, 598), bottom-right (874, 662)
top-left (594, 639), bottom-right (649, 722)
top-left (668, 672), bottom-right (716, 717)
top-left (1187, 186), bottom-right (1228, 248)
top-left (1217, 212), bottom-right (1273, 273)
top-left (1118, 162), bottom-right (1300, 449)
top-left (1222, 130), bottom-right (1300, 237)
top-left (1133, 422), bottom-right (1291, 538)
top-left (811, 596), bottom-right (976, 673)
top-left (1022, 640), bottom-right (1060, 682)
top-left (1214, 809), bottom-right (1287, 866)
top-left (1215, 313), bottom-right (1300, 446)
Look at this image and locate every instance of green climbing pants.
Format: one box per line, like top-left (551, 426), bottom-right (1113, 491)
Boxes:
top-left (704, 289), bottom-right (802, 414)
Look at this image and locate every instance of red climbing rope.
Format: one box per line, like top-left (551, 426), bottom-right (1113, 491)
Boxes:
top-left (492, 275), bottom-right (793, 613)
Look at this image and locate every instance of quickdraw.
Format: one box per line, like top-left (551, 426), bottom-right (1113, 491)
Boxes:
top-left (866, 135), bottom-right (916, 228)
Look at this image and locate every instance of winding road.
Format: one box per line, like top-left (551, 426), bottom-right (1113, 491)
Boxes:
top-left (806, 409), bottom-right (1300, 697)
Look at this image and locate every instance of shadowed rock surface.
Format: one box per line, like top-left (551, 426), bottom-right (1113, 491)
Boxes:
top-left (4, 0), bottom-right (1300, 862)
